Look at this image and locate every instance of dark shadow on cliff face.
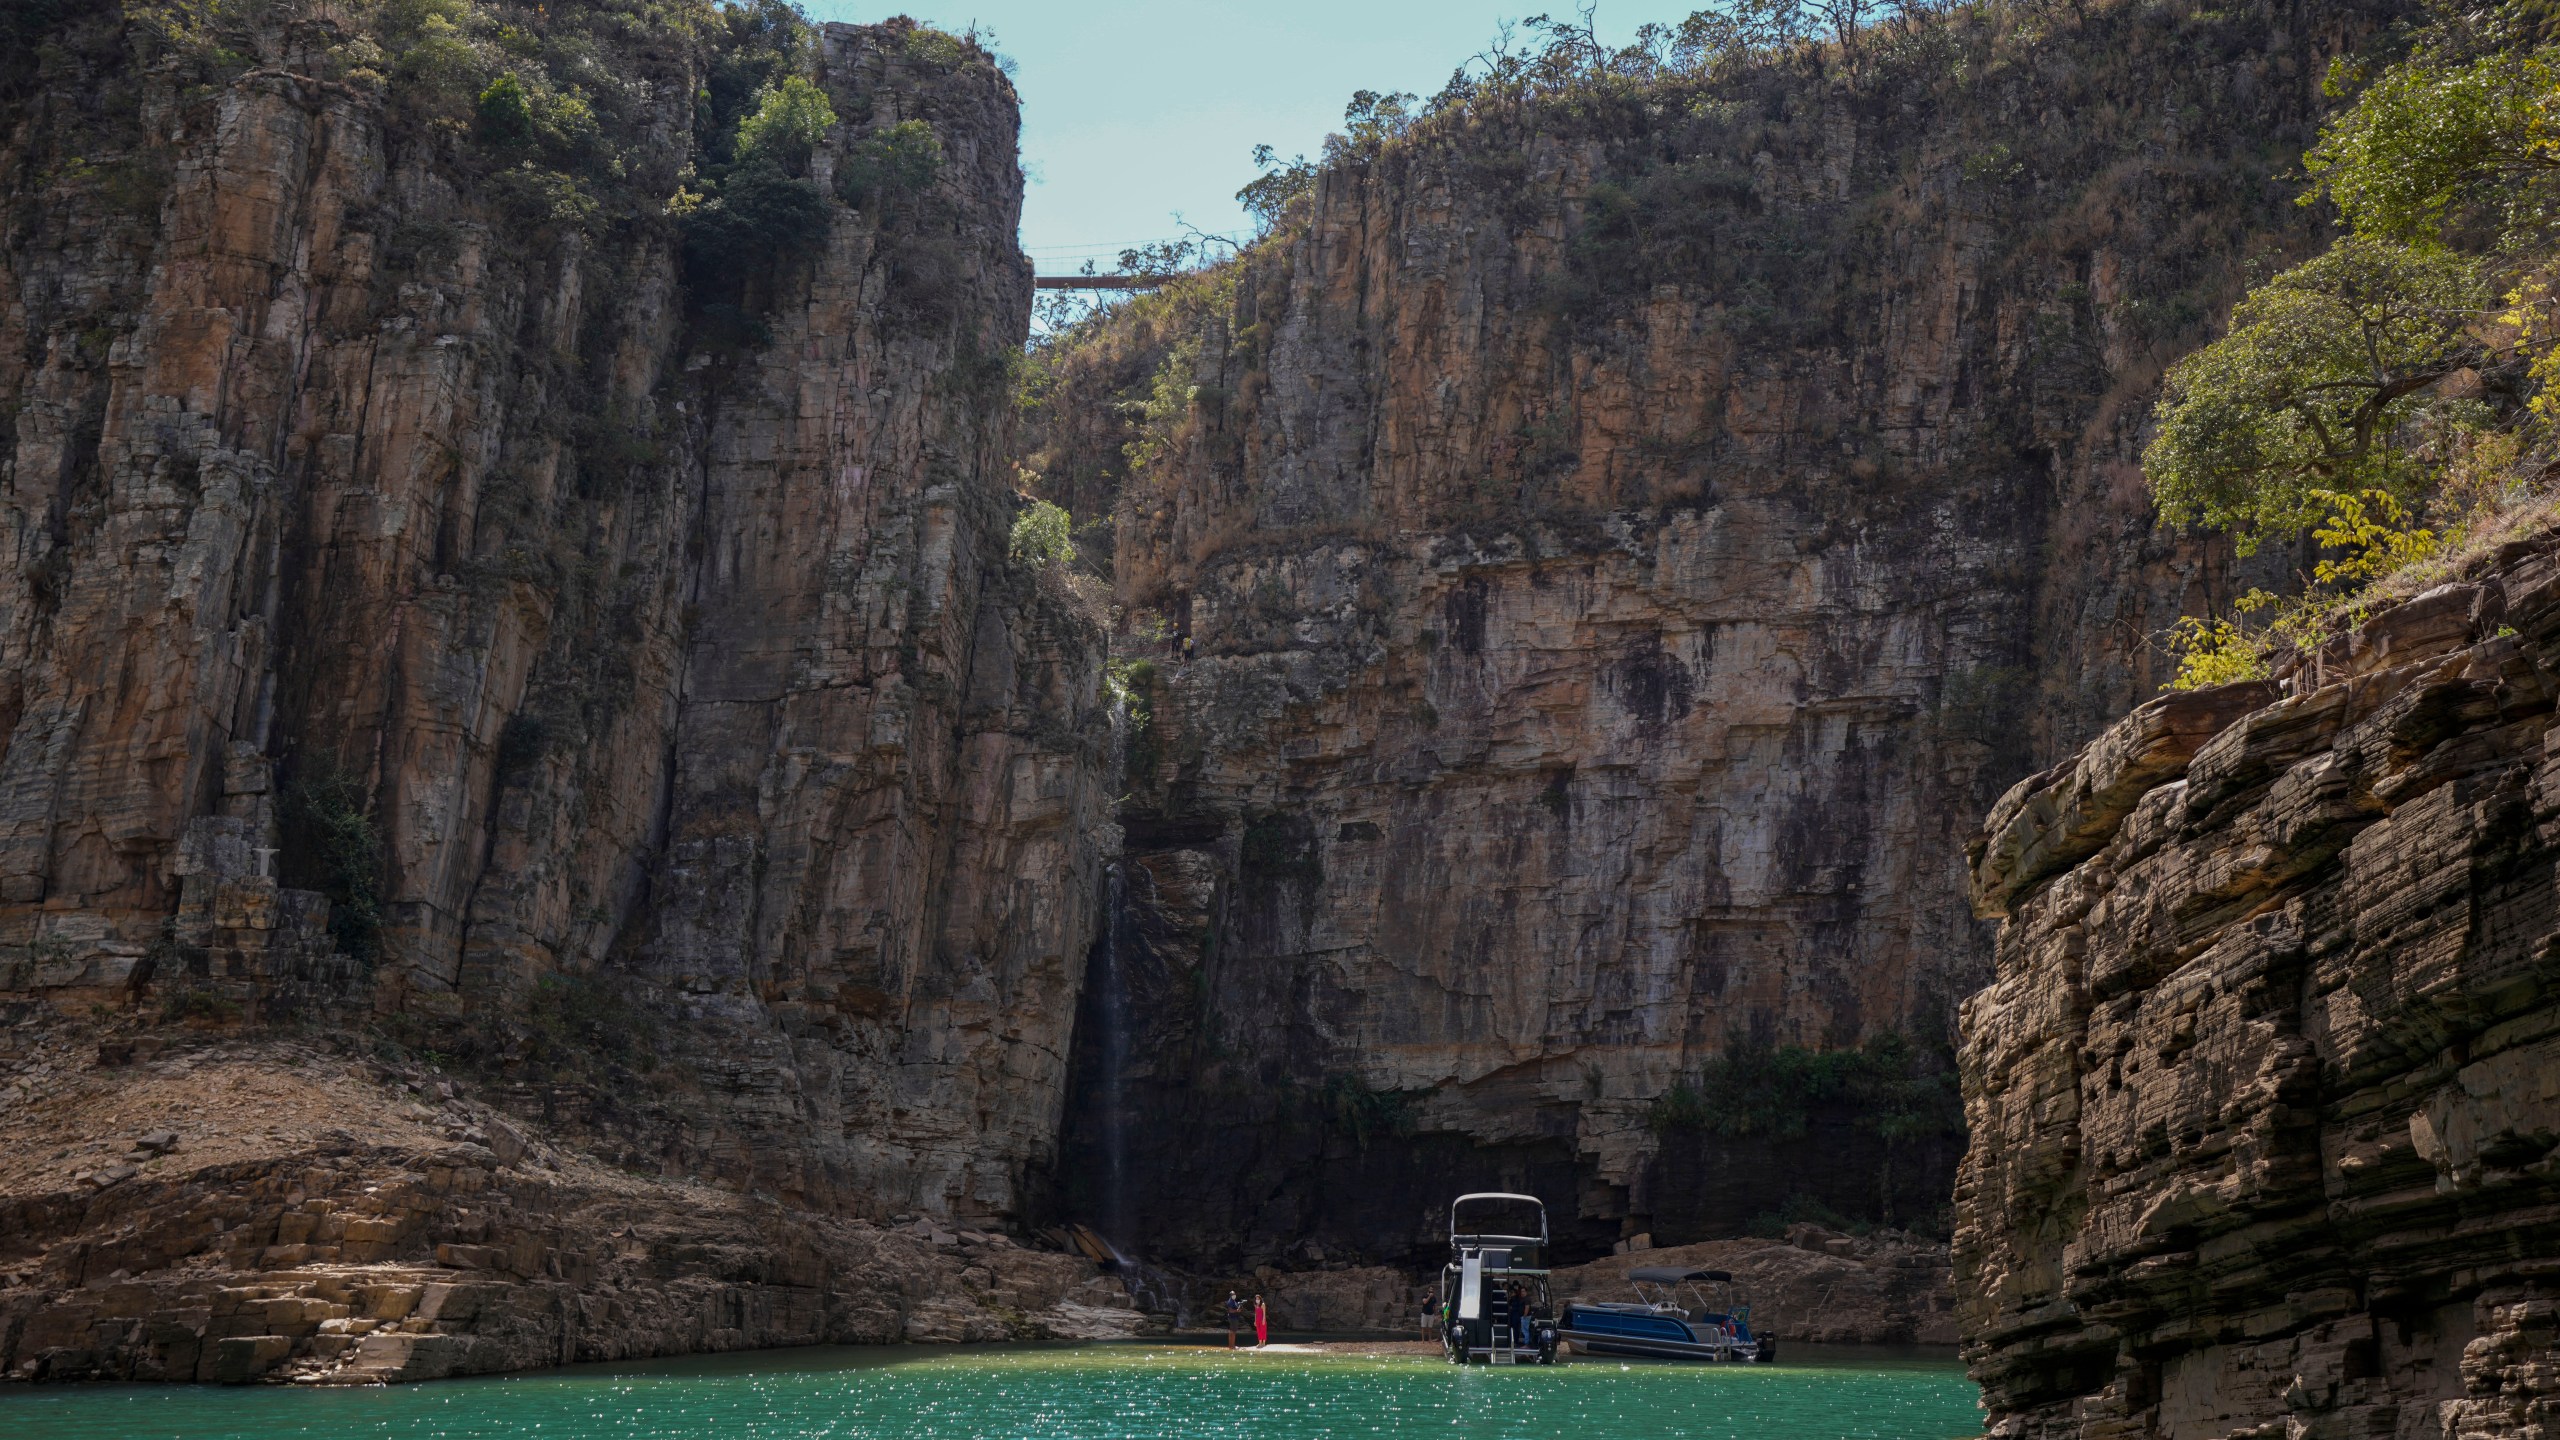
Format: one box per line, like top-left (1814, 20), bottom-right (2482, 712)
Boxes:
top-left (1041, 844), bottom-right (1612, 1268)
top-left (1052, 1100), bottom-right (1622, 1270)
top-left (1642, 1119), bottom-right (1969, 1244)
top-left (1042, 837), bottom-right (1967, 1268)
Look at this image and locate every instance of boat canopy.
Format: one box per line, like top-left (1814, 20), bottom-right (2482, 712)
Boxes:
top-left (1629, 1267), bottom-right (1733, 1284)
top-left (1450, 1193), bottom-right (1549, 1246)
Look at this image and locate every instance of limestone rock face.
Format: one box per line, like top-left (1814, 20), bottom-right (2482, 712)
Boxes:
top-left (1954, 546), bottom-right (2560, 1436)
top-left (0, 0), bottom-right (1105, 1332)
top-left (1028, 0), bottom-right (2371, 1264)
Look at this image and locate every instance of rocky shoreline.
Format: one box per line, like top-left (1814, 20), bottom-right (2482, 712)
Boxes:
top-left (0, 1028), bottom-right (1154, 1384)
top-left (1090, 1226), bottom-right (1957, 1345)
top-left (0, 1018), bottom-right (1963, 1384)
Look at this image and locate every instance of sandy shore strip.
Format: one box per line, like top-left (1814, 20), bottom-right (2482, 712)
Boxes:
top-left (1145, 1338), bottom-right (1443, 1356)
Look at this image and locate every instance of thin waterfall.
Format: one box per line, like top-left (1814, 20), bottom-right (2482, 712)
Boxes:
top-left (1090, 866), bottom-right (1189, 1327)
top-left (1098, 863), bottom-right (1130, 1255)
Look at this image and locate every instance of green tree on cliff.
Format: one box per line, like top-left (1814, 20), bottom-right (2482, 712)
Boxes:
top-left (2145, 238), bottom-right (2492, 551)
top-left (2150, 2), bottom-right (2560, 685)
top-left (1009, 500), bottom-right (1076, 568)
top-left (1237, 144), bottom-right (1317, 232)
top-left (733, 74), bottom-right (835, 169)
top-left (679, 39), bottom-right (837, 301)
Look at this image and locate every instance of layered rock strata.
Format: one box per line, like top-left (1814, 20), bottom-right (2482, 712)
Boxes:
top-left (0, 1), bottom-right (1111, 1379)
top-left (0, 1029), bottom-right (1149, 1383)
top-left (1955, 541), bottom-right (2560, 1436)
top-left (1033, 0), bottom-right (2387, 1265)
top-left (0, 6), bottom-right (1102, 1222)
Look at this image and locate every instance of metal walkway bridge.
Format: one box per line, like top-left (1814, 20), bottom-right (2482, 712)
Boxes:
top-left (1033, 274), bottom-right (1172, 290)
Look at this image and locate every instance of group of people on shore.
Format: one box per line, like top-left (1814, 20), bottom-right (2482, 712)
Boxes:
top-left (1224, 1291), bottom-right (1269, 1348)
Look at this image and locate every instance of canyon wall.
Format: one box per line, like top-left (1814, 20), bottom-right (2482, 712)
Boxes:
top-left (1955, 544), bottom-right (2560, 1437)
top-left (9, 0), bottom-right (2515, 1397)
top-left (1027, 0), bottom-right (2382, 1266)
top-left (0, 0), bottom-right (1107, 1226)
top-left (0, 0), bottom-right (1122, 1381)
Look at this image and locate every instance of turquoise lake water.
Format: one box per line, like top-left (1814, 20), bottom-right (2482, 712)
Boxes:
top-left (0, 1341), bottom-right (1981, 1440)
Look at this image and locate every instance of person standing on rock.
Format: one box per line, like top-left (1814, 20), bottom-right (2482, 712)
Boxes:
top-left (1254, 1293), bottom-right (1269, 1348)
top-left (1225, 1290), bottom-right (1242, 1349)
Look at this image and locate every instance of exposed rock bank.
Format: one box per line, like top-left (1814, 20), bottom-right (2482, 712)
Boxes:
top-left (1956, 541), bottom-right (2560, 1436)
top-left (0, 1), bottom-right (1119, 1383)
top-left (0, 1028), bottom-right (1150, 1383)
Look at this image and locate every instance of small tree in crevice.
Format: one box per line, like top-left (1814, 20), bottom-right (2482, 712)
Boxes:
top-left (277, 756), bottom-right (387, 965)
top-left (679, 45), bottom-right (837, 316)
top-left (1009, 499), bottom-right (1076, 567)
top-left (838, 119), bottom-right (942, 213)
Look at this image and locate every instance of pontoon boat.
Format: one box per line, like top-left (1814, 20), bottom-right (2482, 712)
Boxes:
top-left (1557, 1265), bottom-right (1776, 1362)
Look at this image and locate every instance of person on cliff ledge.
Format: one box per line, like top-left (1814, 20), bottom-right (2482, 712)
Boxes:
top-left (1254, 1293), bottom-right (1269, 1348)
top-left (1225, 1290), bottom-right (1242, 1349)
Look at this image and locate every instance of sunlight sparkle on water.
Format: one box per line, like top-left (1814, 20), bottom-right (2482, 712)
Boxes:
top-left (0, 1342), bottom-right (1980, 1440)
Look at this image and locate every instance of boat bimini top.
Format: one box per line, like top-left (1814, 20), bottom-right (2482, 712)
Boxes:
top-left (1620, 1267), bottom-right (1754, 1334)
top-left (1627, 1266), bottom-right (1744, 1312)
top-left (1449, 1192), bottom-right (1549, 1272)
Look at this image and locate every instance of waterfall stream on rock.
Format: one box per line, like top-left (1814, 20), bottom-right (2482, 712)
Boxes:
top-left (1098, 864), bottom-right (1131, 1254)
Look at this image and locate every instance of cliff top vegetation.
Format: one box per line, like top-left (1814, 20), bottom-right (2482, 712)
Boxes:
top-left (2154, 0), bottom-right (2560, 685)
top-left (1018, 0), bottom-right (2369, 601)
top-left (7, 0), bottom-right (1006, 338)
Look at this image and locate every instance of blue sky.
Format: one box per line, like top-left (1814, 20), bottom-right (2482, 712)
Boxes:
top-left (799, 2), bottom-right (1705, 270)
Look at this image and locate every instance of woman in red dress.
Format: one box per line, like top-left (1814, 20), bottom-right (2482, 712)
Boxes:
top-left (1254, 1293), bottom-right (1269, 1348)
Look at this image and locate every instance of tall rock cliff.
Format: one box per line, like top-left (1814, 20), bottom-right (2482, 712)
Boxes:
top-left (1954, 541), bottom-right (2560, 1437)
top-left (0, 0), bottom-right (1124, 1382)
top-left (1023, 0), bottom-right (2387, 1267)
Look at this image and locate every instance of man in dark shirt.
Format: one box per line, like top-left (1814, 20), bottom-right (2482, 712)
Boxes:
top-left (1225, 1290), bottom-right (1242, 1349)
